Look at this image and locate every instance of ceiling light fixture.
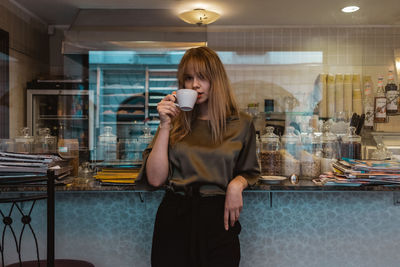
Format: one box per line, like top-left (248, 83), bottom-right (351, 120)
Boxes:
top-left (178, 8), bottom-right (220, 26)
top-left (341, 6), bottom-right (360, 13)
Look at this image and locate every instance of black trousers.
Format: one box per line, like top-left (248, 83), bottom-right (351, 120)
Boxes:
top-left (151, 191), bottom-right (241, 267)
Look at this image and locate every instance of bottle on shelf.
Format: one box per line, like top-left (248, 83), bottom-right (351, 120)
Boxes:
top-left (374, 76), bottom-right (387, 123)
top-left (385, 70), bottom-right (398, 114)
top-left (363, 75), bottom-right (374, 129)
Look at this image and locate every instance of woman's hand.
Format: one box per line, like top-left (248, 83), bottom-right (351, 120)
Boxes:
top-left (224, 176), bottom-right (248, 231)
top-left (157, 92), bottom-right (180, 127)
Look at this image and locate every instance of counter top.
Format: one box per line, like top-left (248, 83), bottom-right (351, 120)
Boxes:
top-left (2, 179), bottom-right (400, 192)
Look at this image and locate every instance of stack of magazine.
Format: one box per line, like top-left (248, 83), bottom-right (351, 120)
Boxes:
top-left (94, 167), bottom-right (140, 185)
top-left (317, 158), bottom-right (400, 186)
top-left (0, 152), bottom-right (72, 178)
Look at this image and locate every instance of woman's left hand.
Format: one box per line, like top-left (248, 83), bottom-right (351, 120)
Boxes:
top-left (224, 176), bottom-right (248, 231)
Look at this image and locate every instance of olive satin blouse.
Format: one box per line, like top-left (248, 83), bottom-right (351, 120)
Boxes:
top-left (136, 112), bottom-right (261, 195)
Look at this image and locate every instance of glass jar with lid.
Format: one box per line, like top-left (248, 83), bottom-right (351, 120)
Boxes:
top-left (136, 125), bottom-right (154, 161)
top-left (118, 139), bottom-right (138, 161)
top-left (300, 132), bottom-right (321, 179)
top-left (0, 139), bottom-right (14, 152)
top-left (97, 126), bottom-right (117, 161)
top-left (300, 126), bottom-right (314, 153)
top-left (320, 123), bottom-right (338, 172)
top-left (14, 127), bottom-right (34, 153)
top-left (281, 126), bottom-right (301, 158)
top-left (35, 128), bottom-right (57, 153)
top-left (340, 126), bottom-right (362, 160)
top-left (371, 143), bottom-right (392, 160)
top-left (259, 126), bottom-right (281, 176)
top-left (281, 126), bottom-right (301, 177)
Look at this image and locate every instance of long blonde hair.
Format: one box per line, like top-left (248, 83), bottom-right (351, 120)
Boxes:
top-left (169, 47), bottom-right (239, 145)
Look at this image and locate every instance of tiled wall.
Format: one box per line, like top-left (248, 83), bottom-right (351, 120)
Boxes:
top-left (4, 191), bottom-right (400, 267)
top-left (208, 26), bottom-right (400, 130)
top-left (0, 0), bottom-right (48, 137)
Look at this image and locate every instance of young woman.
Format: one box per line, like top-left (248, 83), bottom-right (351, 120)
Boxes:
top-left (136, 46), bottom-right (260, 267)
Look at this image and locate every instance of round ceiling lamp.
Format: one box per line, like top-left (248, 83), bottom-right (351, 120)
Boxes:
top-left (341, 6), bottom-right (360, 13)
top-left (178, 8), bottom-right (220, 26)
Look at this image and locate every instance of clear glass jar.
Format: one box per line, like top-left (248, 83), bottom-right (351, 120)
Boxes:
top-left (259, 126), bottom-right (281, 176)
top-left (0, 139), bottom-right (14, 152)
top-left (300, 126), bottom-right (313, 153)
top-left (137, 125), bottom-right (153, 161)
top-left (118, 139), bottom-right (138, 161)
top-left (281, 126), bottom-right (301, 177)
top-left (97, 126), bottom-right (117, 161)
top-left (281, 126), bottom-right (301, 158)
top-left (320, 123), bottom-right (338, 172)
top-left (371, 143), bottom-right (392, 160)
top-left (300, 132), bottom-right (321, 178)
top-left (35, 128), bottom-right (57, 153)
top-left (340, 126), bottom-right (362, 160)
top-left (14, 127), bottom-right (34, 153)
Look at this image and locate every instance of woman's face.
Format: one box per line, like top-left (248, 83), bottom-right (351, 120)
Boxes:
top-left (183, 64), bottom-right (210, 105)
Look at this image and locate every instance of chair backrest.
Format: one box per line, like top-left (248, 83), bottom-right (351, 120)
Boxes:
top-left (0, 170), bottom-right (55, 267)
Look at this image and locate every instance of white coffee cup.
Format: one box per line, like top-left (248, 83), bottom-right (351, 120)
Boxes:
top-left (175, 89), bottom-right (198, 111)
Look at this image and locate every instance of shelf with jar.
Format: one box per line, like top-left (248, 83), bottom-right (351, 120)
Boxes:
top-left (89, 67), bottom-right (178, 162)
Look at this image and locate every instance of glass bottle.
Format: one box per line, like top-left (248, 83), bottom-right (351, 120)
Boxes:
top-left (363, 76), bottom-right (374, 129)
top-left (97, 126), bottom-right (117, 162)
top-left (340, 126), bottom-right (362, 160)
top-left (281, 126), bottom-right (301, 177)
top-left (385, 70), bottom-right (398, 114)
top-left (259, 126), bottom-right (281, 176)
top-left (374, 76), bottom-right (387, 123)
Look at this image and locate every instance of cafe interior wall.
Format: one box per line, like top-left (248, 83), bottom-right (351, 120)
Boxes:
top-left (60, 24), bottom-right (400, 132)
top-left (2, 2), bottom-right (400, 266)
top-left (207, 26), bottom-right (400, 131)
top-left (2, 0), bottom-right (400, 138)
top-left (0, 0), bottom-right (49, 138)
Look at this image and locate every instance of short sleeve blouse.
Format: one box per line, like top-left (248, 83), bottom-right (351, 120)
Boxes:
top-left (136, 112), bottom-right (260, 195)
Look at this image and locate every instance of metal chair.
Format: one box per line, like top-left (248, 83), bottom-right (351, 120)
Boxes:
top-left (0, 170), bottom-right (94, 267)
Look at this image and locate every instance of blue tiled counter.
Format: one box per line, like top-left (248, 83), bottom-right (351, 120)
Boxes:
top-left (2, 182), bottom-right (400, 267)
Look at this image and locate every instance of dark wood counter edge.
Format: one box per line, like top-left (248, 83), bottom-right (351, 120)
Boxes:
top-left (1, 180), bottom-right (400, 192)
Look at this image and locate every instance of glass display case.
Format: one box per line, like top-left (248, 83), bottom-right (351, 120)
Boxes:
top-left (27, 89), bottom-right (93, 162)
top-left (89, 51), bottom-right (182, 163)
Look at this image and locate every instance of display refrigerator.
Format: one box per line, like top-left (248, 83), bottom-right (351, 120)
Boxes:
top-left (27, 89), bottom-right (94, 163)
top-left (89, 51), bottom-right (180, 164)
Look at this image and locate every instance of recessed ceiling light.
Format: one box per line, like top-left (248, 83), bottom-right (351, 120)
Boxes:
top-left (341, 6), bottom-right (360, 13)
